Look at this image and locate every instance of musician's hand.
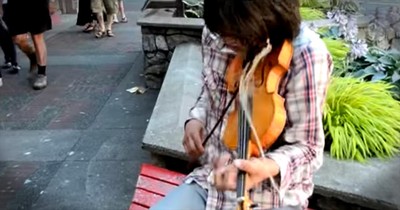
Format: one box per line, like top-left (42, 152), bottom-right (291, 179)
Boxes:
top-left (213, 155), bottom-right (280, 191)
top-left (213, 154), bottom-right (238, 191)
top-left (183, 119), bottom-right (205, 160)
top-left (234, 157), bottom-right (280, 190)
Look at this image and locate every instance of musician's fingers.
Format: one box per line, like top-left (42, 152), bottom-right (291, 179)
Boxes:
top-left (213, 166), bottom-right (225, 190)
top-left (182, 140), bottom-right (190, 156)
top-left (189, 132), bottom-right (204, 155)
top-left (233, 158), bottom-right (257, 173)
top-left (213, 153), bottom-right (231, 169)
top-left (225, 165), bottom-right (238, 191)
top-left (186, 136), bottom-right (199, 157)
top-left (182, 135), bottom-right (189, 151)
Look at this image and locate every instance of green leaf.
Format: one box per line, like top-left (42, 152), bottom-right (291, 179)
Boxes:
top-left (364, 54), bottom-right (378, 63)
top-left (378, 56), bottom-right (394, 66)
top-left (371, 72), bottom-right (387, 81)
top-left (182, 0), bottom-right (203, 6)
top-left (364, 66), bottom-right (377, 74)
top-left (392, 71), bottom-right (400, 83)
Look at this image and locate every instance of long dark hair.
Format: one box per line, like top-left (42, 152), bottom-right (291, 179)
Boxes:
top-left (203, 0), bottom-right (301, 52)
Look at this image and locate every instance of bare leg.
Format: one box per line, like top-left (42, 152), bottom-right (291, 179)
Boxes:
top-left (119, 0), bottom-right (126, 19)
top-left (95, 12), bottom-right (105, 38)
top-left (13, 34), bottom-right (37, 73)
top-left (31, 33), bottom-right (47, 66)
top-left (119, 1), bottom-right (128, 22)
top-left (105, 14), bottom-right (115, 37)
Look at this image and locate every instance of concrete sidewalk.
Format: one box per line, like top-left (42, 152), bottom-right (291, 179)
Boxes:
top-left (0, 1), bottom-right (155, 210)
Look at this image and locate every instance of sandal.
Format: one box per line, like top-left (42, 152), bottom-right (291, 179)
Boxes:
top-left (121, 17), bottom-right (128, 23)
top-left (95, 30), bottom-right (105, 38)
top-left (106, 30), bottom-right (115, 37)
top-left (83, 23), bottom-right (95, 33)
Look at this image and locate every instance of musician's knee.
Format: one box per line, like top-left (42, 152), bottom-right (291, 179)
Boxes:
top-left (150, 182), bottom-right (207, 210)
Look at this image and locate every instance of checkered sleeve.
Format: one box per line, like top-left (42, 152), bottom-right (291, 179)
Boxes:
top-left (187, 27), bottom-right (214, 125)
top-left (266, 44), bottom-right (333, 195)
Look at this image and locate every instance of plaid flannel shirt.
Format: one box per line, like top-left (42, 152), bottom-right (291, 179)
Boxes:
top-left (184, 23), bottom-right (333, 210)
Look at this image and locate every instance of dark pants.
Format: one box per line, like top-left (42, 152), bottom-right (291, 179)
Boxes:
top-left (0, 18), bottom-right (17, 65)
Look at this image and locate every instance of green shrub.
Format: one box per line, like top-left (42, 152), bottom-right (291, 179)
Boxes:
top-left (183, 0), bottom-right (203, 18)
top-left (300, 0), bottom-right (330, 8)
top-left (322, 37), bottom-right (350, 75)
top-left (300, 7), bottom-right (326, 20)
top-left (324, 77), bottom-right (400, 162)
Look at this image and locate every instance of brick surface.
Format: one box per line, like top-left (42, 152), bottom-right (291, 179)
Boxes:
top-left (0, 2), bottom-right (154, 209)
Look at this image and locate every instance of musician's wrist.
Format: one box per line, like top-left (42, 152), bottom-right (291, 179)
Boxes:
top-left (260, 157), bottom-right (280, 179)
top-left (184, 118), bottom-right (204, 129)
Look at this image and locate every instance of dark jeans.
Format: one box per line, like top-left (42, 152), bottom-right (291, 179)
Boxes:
top-left (0, 18), bottom-right (17, 65)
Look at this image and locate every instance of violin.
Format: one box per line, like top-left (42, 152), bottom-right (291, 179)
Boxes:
top-left (223, 40), bottom-right (294, 210)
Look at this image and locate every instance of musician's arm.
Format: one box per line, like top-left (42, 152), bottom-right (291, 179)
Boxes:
top-left (186, 27), bottom-right (213, 126)
top-left (187, 26), bottom-right (231, 126)
top-left (265, 44), bottom-right (333, 192)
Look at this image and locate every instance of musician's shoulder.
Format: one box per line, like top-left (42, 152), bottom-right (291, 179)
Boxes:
top-left (293, 23), bottom-right (329, 56)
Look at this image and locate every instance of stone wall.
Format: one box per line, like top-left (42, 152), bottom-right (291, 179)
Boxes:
top-left (137, 8), bottom-right (204, 89)
top-left (141, 27), bottom-right (202, 89)
top-left (359, 0), bottom-right (400, 15)
top-left (358, 5), bottom-right (400, 50)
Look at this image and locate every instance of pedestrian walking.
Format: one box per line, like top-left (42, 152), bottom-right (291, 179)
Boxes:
top-left (3, 0), bottom-right (53, 90)
top-left (91, 0), bottom-right (116, 38)
top-left (0, 0), bottom-right (21, 74)
top-left (113, 0), bottom-right (128, 24)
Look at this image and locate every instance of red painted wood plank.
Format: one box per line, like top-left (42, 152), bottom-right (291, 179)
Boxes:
top-left (132, 188), bottom-right (164, 208)
top-left (140, 164), bottom-right (186, 186)
top-left (129, 203), bottom-right (148, 210)
top-left (133, 164), bottom-right (314, 209)
top-left (136, 175), bottom-right (178, 196)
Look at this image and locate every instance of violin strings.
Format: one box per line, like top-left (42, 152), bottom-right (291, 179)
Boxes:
top-left (238, 40), bottom-right (272, 159)
top-left (237, 39), bottom-right (280, 195)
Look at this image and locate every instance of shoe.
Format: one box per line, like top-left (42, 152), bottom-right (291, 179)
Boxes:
top-left (0, 77), bottom-right (3, 87)
top-left (7, 65), bottom-right (21, 75)
top-left (32, 74), bottom-right (47, 90)
top-left (121, 17), bottom-right (128, 23)
top-left (1, 62), bottom-right (12, 69)
top-left (95, 30), bottom-right (105, 38)
top-left (106, 30), bottom-right (115, 37)
top-left (83, 23), bottom-right (95, 33)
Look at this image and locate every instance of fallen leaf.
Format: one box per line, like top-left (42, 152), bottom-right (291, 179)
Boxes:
top-left (126, 86), bottom-right (147, 94)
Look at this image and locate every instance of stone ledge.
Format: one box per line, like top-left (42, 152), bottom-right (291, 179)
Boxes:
top-left (137, 9), bottom-right (204, 30)
top-left (313, 154), bottom-right (400, 210)
top-left (137, 9), bottom-right (371, 31)
top-left (142, 42), bottom-right (202, 161)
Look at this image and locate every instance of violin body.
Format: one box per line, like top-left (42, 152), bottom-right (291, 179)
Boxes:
top-left (223, 40), bottom-right (294, 157)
